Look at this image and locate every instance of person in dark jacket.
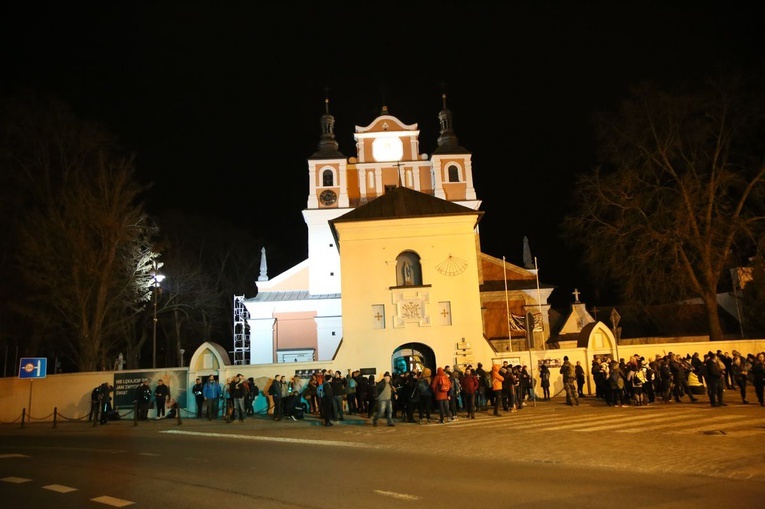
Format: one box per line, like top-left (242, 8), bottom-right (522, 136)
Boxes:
top-left (329, 370), bottom-right (346, 421)
top-left (154, 379), bottom-right (170, 419)
top-left (192, 377), bottom-right (204, 418)
top-left (98, 382), bottom-right (114, 424)
top-left (269, 375), bottom-right (283, 421)
top-left (320, 375), bottom-right (334, 426)
top-left (403, 371), bottom-right (420, 423)
top-left (539, 363), bottom-right (551, 401)
top-left (365, 374), bottom-right (377, 418)
top-left (417, 369), bottom-right (433, 423)
top-left (704, 351), bottom-right (725, 407)
top-left (135, 379), bottom-right (152, 420)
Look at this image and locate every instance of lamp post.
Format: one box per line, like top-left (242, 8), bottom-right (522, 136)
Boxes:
top-left (150, 263), bottom-right (165, 369)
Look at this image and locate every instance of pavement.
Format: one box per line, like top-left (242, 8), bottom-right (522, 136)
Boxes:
top-left (3, 395), bottom-right (764, 484)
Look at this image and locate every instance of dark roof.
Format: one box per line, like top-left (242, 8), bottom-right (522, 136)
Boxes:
top-left (331, 186), bottom-right (481, 223)
top-left (247, 291), bottom-right (340, 302)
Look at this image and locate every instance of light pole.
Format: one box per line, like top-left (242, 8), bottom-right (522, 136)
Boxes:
top-left (151, 263), bottom-right (165, 369)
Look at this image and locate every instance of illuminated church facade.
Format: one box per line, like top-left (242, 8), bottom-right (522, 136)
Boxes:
top-left (241, 96), bottom-right (554, 375)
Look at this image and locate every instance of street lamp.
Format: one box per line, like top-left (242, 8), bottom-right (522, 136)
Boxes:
top-left (150, 263), bottom-right (165, 369)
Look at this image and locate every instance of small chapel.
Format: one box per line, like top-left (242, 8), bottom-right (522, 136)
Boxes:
top-left (239, 94), bottom-right (561, 376)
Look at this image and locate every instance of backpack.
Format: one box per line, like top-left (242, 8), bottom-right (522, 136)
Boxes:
top-left (418, 378), bottom-right (432, 396)
top-left (451, 377), bottom-right (461, 395)
top-left (483, 373), bottom-right (493, 389)
top-left (91, 386), bottom-right (100, 401)
top-left (438, 376), bottom-right (450, 393)
top-left (610, 369), bottom-right (620, 382)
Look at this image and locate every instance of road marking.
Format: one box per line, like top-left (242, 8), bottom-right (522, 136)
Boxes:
top-left (43, 484), bottom-right (78, 493)
top-left (374, 489), bottom-right (420, 500)
top-left (1, 476), bottom-right (31, 483)
top-left (91, 495), bottom-right (135, 507)
top-left (668, 417), bottom-right (765, 434)
top-left (0, 454), bottom-right (29, 459)
top-left (161, 429), bottom-right (375, 448)
top-left (138, 452), bottom-right (160, 456)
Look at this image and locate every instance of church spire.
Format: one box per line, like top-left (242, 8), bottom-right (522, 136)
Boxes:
top-left (311, 89), bottom-right (345, 159)
top-left (433, 90), bottom-right (468, 154)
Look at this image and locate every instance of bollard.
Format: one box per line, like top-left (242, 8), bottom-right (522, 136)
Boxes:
top-left (21, 408), bottom-right (26, 429)
top-left (53, 407), bottom-right (58, 429)
top-left (175, 403), bottom-right (182, 425)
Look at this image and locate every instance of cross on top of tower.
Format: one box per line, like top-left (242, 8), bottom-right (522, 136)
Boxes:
top-left (572, 288), bottom-right (581, 303)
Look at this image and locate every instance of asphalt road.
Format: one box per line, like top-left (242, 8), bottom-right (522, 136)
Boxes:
top-left (1, 397), bottom-right (763, 508)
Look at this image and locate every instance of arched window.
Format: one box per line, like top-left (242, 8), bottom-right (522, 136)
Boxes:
top-left (396, 251), bottom-right (422, 286)
top-left (322, 169), bottom-right (334, 187)
top-left (448, 164), bottom-right (460, 182)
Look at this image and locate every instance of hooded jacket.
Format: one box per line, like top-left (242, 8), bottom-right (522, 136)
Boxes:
top-left (491, 364), bottom-right (504, 391)
top-left (431, 367), bottom-right (451, 401)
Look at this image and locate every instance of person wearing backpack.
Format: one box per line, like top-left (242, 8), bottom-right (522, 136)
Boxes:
top-left (608, 360), bottom-right (627, 407)
top-left (417, 369), bottom-right (433, 423)
top-left (431, 367), bottom-right (453, 423)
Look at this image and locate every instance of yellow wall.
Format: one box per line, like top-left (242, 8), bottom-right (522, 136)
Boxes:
top-left (332, 214), bottom-right (493, 372)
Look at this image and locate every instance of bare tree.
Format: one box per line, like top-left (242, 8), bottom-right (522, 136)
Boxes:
top-left (563, 71), bottom-right (765, 341)
top-left (155, 212), bottom-right (262, 367)
top-left (0, 93), bottom-right (159, 371)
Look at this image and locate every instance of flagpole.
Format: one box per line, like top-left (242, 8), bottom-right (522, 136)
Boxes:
top-left (535, 257), bottom-right (544, 350)
top-left (503, 256), bottom-right (512, 352)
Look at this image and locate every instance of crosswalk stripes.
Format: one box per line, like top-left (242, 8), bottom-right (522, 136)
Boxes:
top-left (438, 405), bottom-right (764, 436)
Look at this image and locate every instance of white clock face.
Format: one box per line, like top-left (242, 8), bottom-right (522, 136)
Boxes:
top-left (372, 136), bottom-right (403, 162)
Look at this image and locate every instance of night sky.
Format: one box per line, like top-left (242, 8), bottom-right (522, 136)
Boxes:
top-left (2, 3), bottom-right (761, 307)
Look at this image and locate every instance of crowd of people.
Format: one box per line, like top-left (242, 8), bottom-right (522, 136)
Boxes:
top-left (257, 349), bottom-right (765, 425)
top-left (90, 348), bottom-right (765, 426)
top-left (590, 349), bottom-right (765, 408)
top-left (257, 363), bottom-right (544, 426)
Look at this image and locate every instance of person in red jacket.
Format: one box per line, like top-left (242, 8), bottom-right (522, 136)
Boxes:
top-left (461, 367), bottom-right (479, 419)
top-left (430, 367), bottom-right (452, 423)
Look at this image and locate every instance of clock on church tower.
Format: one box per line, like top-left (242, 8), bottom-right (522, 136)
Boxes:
top-left (371, 135), bottom-right (403, 162)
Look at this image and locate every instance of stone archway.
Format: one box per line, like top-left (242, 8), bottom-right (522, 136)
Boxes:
top-left (392, 342), bottom-right (435, 375)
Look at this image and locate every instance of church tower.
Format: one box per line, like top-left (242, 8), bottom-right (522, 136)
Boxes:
top-left (243, 91), bottom-right (553, 369)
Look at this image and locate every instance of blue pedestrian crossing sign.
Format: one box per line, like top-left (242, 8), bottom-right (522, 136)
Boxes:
top-left (18, 357), bottom-right (47, 379)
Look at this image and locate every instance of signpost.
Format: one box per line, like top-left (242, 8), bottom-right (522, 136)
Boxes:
top-left (19, 357), bottom-right (47, 379)
top-left (18, 357), bottom-right (47, 425)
